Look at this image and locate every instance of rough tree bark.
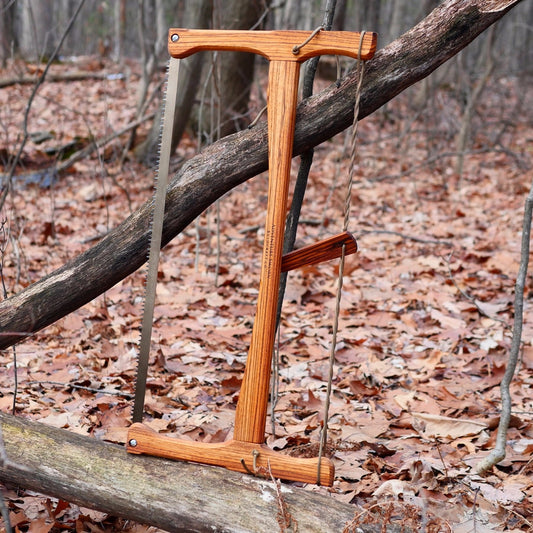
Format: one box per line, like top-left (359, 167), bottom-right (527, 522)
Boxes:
top-left (196, 0), bottom-right (263, 139)
top-left (0, 412), bottom-right (407, 533)
top-left (0, 0), bottom-right (523, 350)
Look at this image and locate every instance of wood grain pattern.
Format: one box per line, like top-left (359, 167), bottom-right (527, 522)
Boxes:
top-left (168, 29), bottom-right (377, 62)
top-left (127, 423), bottom-right (334, 486)
top-left (0, 412), bottom-right (358, 532)
top-left (233, 59), bottom-right (301, 445)
top-left (281, 231), bottom-right (357, 272)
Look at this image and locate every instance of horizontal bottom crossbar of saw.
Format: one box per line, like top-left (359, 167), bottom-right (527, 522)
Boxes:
top-left (127, 423), bottom-right (334, 486)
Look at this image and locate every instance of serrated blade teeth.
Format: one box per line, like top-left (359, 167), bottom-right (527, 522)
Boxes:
top-left (132, 58), bottom-right (181, 423)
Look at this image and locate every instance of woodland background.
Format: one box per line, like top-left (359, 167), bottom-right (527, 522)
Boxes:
top-left (0, 0), bottom-right (533, 532)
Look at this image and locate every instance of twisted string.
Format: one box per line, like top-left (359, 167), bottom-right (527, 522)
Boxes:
top-left (317, 31), bottom-right (367, 485)
top-left (292, 25), bottom-right (324, 55)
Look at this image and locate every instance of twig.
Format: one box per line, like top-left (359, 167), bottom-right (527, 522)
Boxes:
top-left (360, 228), bottom-right (453, 247)
top-left (31, 90), bottom-right (136, 210)
top-left (502, 504), bottom-right (533, 530)
top-left (472, 486), bottom-right (480, 531)
top-left (371, 147), bottom-right (528, 183)
top-left (56, 112), bottom-right (155, 175)
top-left (455, 26), bottom-right (495, 177)
top-left (27, 380), bottom-right (133, 399)
top-left (248, 105), bottom-right (267, 128)
top-left (250, 1), bottom-right (286, 31)
top-left (0, 70), bottom-right (124, 89)
top-left (518, 453), bottom-right (532, 475)
top-left (434, 437), bottom-right (449, 480)
top-left (342, 503), bottom-right (384, 533)
top-left (267, 461), bottom-right (297, 533)
top-left (475, 177), bottom-right (533, 474)
top-left (0, 111), bottom-right (156, 187)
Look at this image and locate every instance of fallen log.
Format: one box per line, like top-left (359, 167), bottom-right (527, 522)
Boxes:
top-left (0, 0), bottom-right (522, 349)
top-left (0, 412), bottom-right (406, 533)
top-left (0, 70), bottom-right (123, 89)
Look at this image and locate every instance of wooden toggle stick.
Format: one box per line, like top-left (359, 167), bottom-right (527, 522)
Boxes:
top-left (281, 231), bottom-right (357, 272)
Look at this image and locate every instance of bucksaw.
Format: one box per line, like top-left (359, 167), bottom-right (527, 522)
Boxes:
top-left (128, 28), bottom-right (376, 486)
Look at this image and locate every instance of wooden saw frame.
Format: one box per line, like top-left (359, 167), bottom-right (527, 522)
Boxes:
top-left (127, 28), bottom-right (377, 486)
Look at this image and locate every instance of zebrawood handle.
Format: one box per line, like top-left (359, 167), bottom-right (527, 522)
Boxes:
top-left (168, 29), bottom-right (377, 62)
top-left (127, 423), bottom-right (334, 486)
top-left (233, 59), bottom-right (302, 444)
top-left (281, 231), bottom-right (357, 272)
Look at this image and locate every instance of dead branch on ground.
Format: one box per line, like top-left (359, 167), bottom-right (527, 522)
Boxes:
top-left (475, 176), bottom-right (533, 474)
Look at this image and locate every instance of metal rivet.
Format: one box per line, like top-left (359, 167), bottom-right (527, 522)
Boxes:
top-left (171, 33), bottom-right (179, 43)
top-left (129, 439), bottom-right (137, 447)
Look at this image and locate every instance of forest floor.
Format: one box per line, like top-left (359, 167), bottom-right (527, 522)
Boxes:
top-left (0, 56), bottom-right (532, 532)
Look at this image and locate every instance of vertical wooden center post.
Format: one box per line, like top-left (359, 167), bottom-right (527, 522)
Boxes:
top-left (233, 58), bottom-right (300, 444)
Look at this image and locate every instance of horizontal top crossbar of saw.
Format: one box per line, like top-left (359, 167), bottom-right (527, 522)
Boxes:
top-left (168, 29), bottom-right (377, 62)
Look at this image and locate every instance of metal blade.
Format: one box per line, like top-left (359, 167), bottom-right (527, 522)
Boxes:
top-left (132, 57), bottom-right (181, 423)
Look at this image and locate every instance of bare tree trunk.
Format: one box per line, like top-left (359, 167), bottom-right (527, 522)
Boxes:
top-left (0, 0), bottom-right (15, 67)
top-left (113, 0), bottom-right (127, 62)
top-left (135, 0), bottom-right (167, 118)
top-left (332, 0), bottom-right (347, 31)
top-left (0, 0), bottom-right (523, 350)
top-left (362, 0), bottom-right (381, 38)
top-left (133, 0), bottom-right (212, 165)
top-left (17, 0), bottom-right (56, 61)
top-left (455, 25), bottom-right (496, 176)
top-left (387, 0), bottom-right (405, 45)
top-left (212, 0), bottom-right (263, 138)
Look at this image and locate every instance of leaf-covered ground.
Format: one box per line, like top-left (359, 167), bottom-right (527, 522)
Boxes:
top-left (0, 57), bottom-right (532, 532)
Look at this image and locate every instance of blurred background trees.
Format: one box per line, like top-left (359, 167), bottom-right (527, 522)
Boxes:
top-left (2, 0), bottom-right (531, 71)
top-left (0, 0), bottom-right (531, 165)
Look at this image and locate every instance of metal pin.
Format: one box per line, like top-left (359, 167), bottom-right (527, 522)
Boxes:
top-left (171, 33), bottom-right (179, 43)
top-left (129, 439), bottom-right (137, 447)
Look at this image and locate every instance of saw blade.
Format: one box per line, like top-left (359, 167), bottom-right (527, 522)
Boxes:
top-left (132, 57), bottom-right (181, 423)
